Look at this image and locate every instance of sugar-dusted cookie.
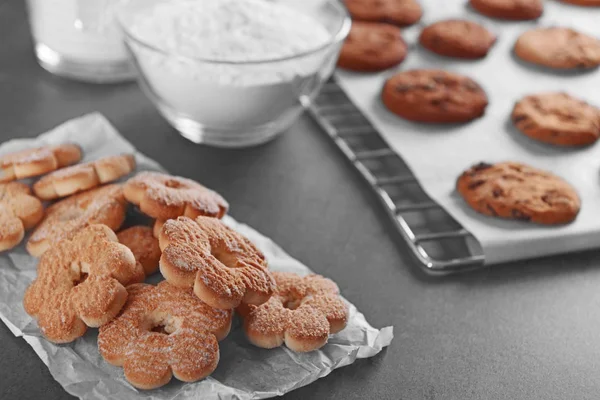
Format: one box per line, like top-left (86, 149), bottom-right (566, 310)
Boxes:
top-left (23, 224), bottom-right (144, 343)
top-left (27, 184), bottom-right (127, 257)
top-left (514, 27), bottom-right (600, 70)
top-left (344, 0), bottom-right (423, 26)
top-left (238, 272), bottom-right (348, 353)
top-left (337, 22), bottom-right (408, 72)
top-left (117, 226), bottom-right (161, 276)
top-left (0, 143), bottom-right (82, 183)
top-left (124, 172), bottom-right (228, 221)
top-left (0, 182), bottom-right (44, 251)
top-left (419, 19), bottom-right (497, 59)
top-left (98, 281), bottom-right (232, 389)
top-left (456, 162), bottom-right (580, 225)
top-left (382, 69), bottom-right (488, 123)
top-left (158, 216), bottom-right (275, 310)
top-left (33, 154), bottom-right (136, 200)
top-left (469, 0), bottom-right (543, 20)
top-left (512, 92), bottom-right (600, 146)
top-left (559, 0), bottom-right (600, 6)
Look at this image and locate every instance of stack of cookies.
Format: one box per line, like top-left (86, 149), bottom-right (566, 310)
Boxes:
top-left (337, 0), bottom-right (600, 226)
top-left (0, 145), bottom-right (350, 390)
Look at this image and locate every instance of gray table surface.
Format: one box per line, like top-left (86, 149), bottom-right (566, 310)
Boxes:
top-left (3, 1), bottom-right (600, 399)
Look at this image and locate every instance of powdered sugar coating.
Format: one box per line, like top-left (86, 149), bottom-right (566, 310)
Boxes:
top-left (0, 144), bottom-right (82, 182)
top-left (0, 182), bottom-right (44, 251)
top-left (98, 281), bottom-right (232, 390)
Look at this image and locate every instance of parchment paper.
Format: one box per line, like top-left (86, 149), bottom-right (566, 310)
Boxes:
top-left (0, 113), bottom-right (393, 399)
top-left (336, 0), bottom-right (600, 264)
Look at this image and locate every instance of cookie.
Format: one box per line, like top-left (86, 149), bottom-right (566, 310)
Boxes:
top-left (23, 224), bottom-right (144, 343)
top-left (514, 27), bottom-right (600, 70)
top-left (512, 92), bottom-right (600, 146)
top-left (158, 216), bottom-right (275, 310)
top-left (344, 0), bottom-right (423, 26)
top-left (124, 172), bottom-right (228, 221)
top-left (27, 184), bottom-right (127, 257)
top-left (337, 22), bottom-right (408, 72)
top-left (117, 226), bottom-right (161, 276)
top-left (238, 272), bottom-right (348, 353)
top-left (153, 219), bottom-right (165, 238)
top-left (469, 0), bottom-right (543, 20)
top-left (0, 143), bottom-right (82, 183)
top-left (558, 0), bottom-right (600, 6)
top-left (33, 154), bottom-right (136, 200)
top-left (382, 69), bottom-right (488, 123)
top-left (98, 281), bottom-right (232, 389)
top-left (0, 182), bottom-right (44, 251)
top-left (419, 19), bottom-right (497, 59)
top-left (456, 162), bottom-right (580, 225)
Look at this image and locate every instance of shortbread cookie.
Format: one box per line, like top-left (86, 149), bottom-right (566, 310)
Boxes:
top-left (124, 172), bottom-right (228, 221)
top-left (33, 154), bottom-right (136, 200)
top-left (514, 27), bottom-right (600, 70)
top-left (0, 144), bottom-right (82, 183)
top-left (239, 272), bottom-right (348, 353)
top-left (344, 0), bottom-right (423, 26)
top-left (0, 183), bottom-right (44, 251)
top-left (117, 226), bottom-right (161, 276)
top-left (158, 216), bottom-right (275, 310)
top-left (469, 0), bottom-right (543, 20)
top-left (98, 281), bottom-right (232, 389)
top-left (338, 22), bottom-right (408, 72)
top-left (27, 184), bottom-right (127, 257)
top-left (559, 0), bottom-right (600, 6)
top-left (456, 162), bottom-right (580, 225)
top-left (382, 69), bottom-right (488, 123)
top-left (419, 19), bottom-right (497, 59)
top-left (512, 92), bottom-right (600, 146)
top-left (23, 224), bottom-right (144, 343)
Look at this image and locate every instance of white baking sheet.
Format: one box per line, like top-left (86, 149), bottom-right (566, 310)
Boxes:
top-left (336, 0), bottom-right (600, 264)
top-left (0, 113), bottom-right (393, 400)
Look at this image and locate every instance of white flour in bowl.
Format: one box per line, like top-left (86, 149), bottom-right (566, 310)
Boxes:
top-left (128, 0), bottom-right (336, 130)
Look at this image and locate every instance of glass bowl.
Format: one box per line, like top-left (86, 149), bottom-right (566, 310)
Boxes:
top-left (118, 0), bottom-right (351, 148)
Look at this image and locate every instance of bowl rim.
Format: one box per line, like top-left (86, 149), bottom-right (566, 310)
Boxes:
top-left (117, 0), bottom-right (352, 65)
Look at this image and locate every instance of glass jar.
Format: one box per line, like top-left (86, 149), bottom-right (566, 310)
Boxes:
top-left (26, 0), bottom-right (135, 83)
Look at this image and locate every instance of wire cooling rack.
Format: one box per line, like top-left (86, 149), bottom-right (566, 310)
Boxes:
top-left (308, 79), bottom-right (485, 275)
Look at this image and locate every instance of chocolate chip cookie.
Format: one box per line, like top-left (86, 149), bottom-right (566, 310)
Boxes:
top-left (457, 162), bottom-right (580, 225)
top-left (381, 70), bottom-right (488, 123)
top-left (514, 27), bottom-right (600, 70)
top-left (469, 0), bottom-right (543, 20)
top-left (344, 0), bottom-right (423, 26)
top-left (419, 19), bottom-right (497, 59)
top-left (512, 92), bottom-right (600, 146)
top-left (338, 22), bottom-right (407, 72)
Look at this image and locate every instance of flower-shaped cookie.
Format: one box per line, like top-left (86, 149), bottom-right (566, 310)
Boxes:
top-left (0, 143), bottom-right (82, 182)
top-left (98, 281), bottom-right (233, 390)
top-left (0, 182), bottom-right (44, 251)
top-left (27, 184), bottom-right (127, 257)
top-left (158, 216), bottom-right (275, 310)
top-left (239, 272), bottom-right (349, 352)
top-left (117, 225), bottom-right (161, 276)
top-left (23, 224), bottom-right (144, 343)
top-left (124, 171), bottom-right (228, 222)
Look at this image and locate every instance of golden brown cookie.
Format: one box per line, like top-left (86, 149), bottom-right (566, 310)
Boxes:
top-left (337, 22), bottom-right (408, 72)
top-left (33, 154), bottom-right (136, 200)
top-left (0, 182), bottom-right (44, 251)
top-left (117, 226), bottom-right (161, 276)
top-left (23, 224), bottom-right (144, 343)
top-left (456, 162), bottom-right (580, 225)
top-left (0, 144), bottom-right (82, 183)
top-left (382, 69), bottom-right (488, 123)
top-left (512, 92), bottom-right (600, 146)
top-left (238, 272), bottom-right (349, 353)
top-left (559, 0), bottom-right (600, 6)
top-left (469, 0), bottom-right (543, 20)
top-left (158, 216), bottom-right (275, 310)
top-left (344, 0), bottom-right (423, 26)
top-left (124, 172), bottom-right (228, 221)
top-left (98, 281), bottom-right (232, 390)
top-left (27, 184), bottom-right (127, 257)
top-left (419, 19), bottom-right (497, 59)
top-left (514, 27), bottom-right (600, 70)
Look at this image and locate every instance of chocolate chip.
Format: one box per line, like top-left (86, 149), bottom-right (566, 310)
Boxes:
top-left (486, 204), bottom-right (497, 216)
top-left (472, 162), bottom-right (493, 171)
top-left (492, 188), bottom-right (503, 198)
top-left (512, 114), bottom-right (528, 123)
top-left (511, 209), bottom-right (531, 221)
top-left (468, 179), bottom-right (486, 189)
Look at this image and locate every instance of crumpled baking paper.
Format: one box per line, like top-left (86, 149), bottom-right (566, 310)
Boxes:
top-left (336, 1), bottom-right (600, 264)
top-left (0, 113), bottom-right (393, 400)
